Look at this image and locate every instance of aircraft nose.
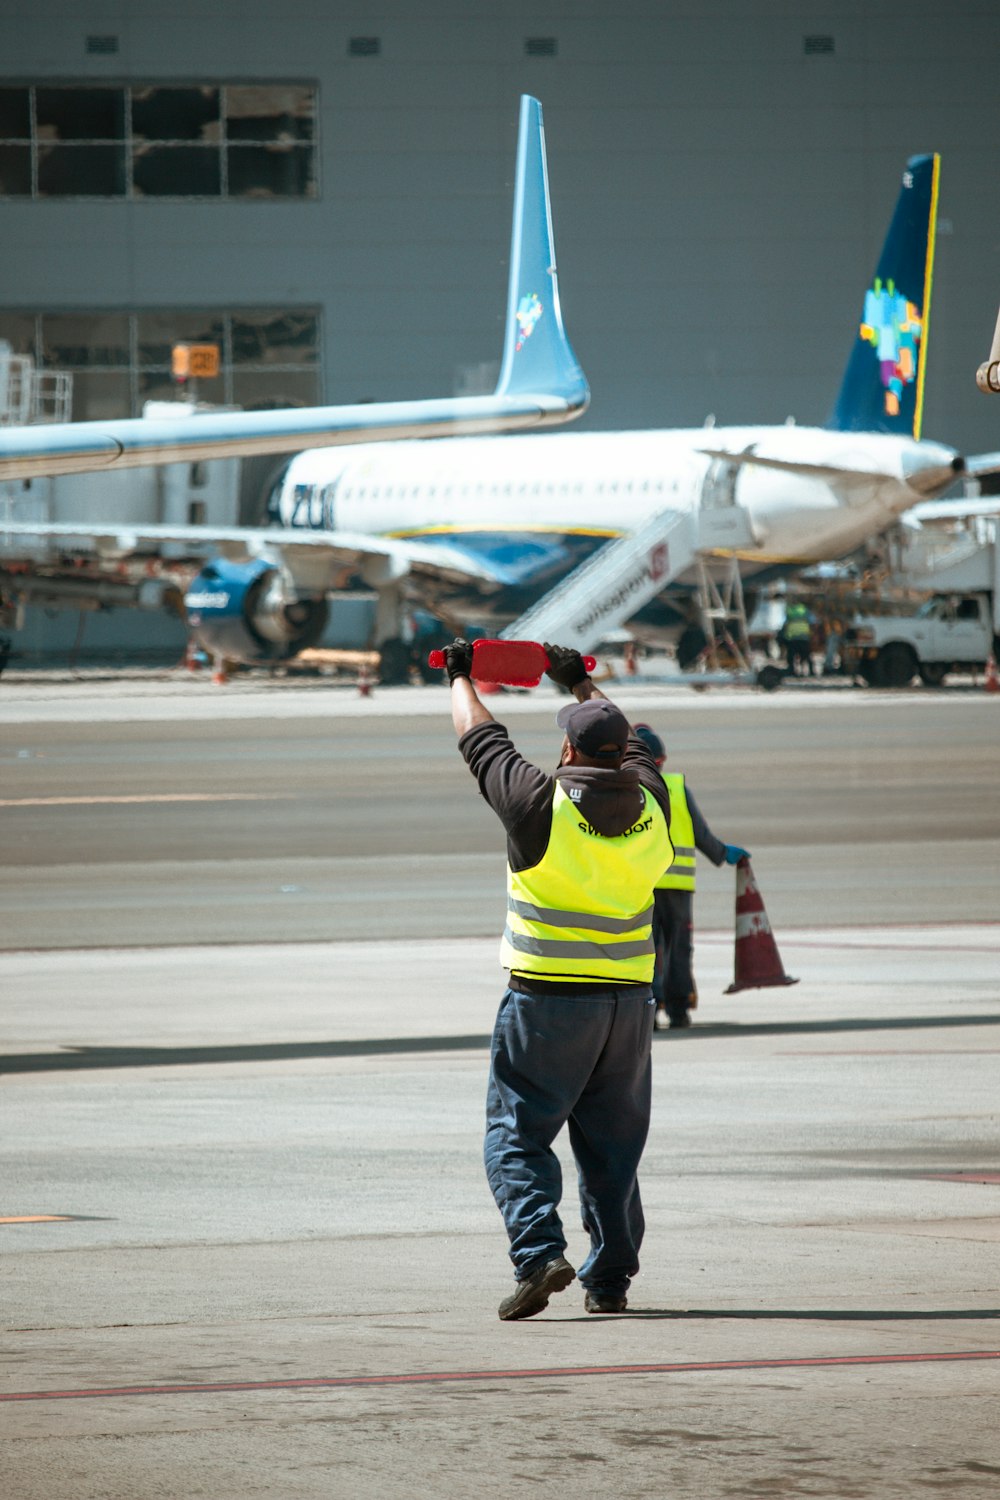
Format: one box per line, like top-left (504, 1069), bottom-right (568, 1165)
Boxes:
top-left (901, 442), bottom-right (962, 496)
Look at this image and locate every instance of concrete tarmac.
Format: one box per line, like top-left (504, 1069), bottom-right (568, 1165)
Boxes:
top-left (2, 676), bottom-right (999, 1498)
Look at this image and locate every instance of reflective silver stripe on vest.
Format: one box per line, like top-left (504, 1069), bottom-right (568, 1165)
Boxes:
top-left (670, 845), bottom-right (696, 860)
top-left (507, 896), bottom-right (653, 934)
top-left (503, 928), bottom-right (656, 961)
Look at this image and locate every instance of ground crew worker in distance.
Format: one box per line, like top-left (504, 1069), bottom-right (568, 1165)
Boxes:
top-left (443, 637), bottom-right (675, 1321)
top-left (633, 723), bottom-right (749, 1030)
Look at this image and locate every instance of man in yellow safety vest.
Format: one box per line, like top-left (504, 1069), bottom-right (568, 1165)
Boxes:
top-left (633, 723), bottom-right (750, 1030)
top-left (443, 637), bottom-right (675, 1321)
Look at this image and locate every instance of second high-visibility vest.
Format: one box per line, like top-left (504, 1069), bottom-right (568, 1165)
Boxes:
top-left (501, 783), bottom-right (673, 984)
top-left (655, 773), bottom-right (695, 891)
top-left (784, 605), bottom-right (812, 640)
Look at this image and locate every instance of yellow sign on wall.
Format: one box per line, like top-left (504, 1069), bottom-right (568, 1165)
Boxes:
top-left (171, 343), bottom-right (220, 380)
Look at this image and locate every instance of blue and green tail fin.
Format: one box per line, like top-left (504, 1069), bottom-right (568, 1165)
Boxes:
top-left (828, 152), bottom-right (940, 439)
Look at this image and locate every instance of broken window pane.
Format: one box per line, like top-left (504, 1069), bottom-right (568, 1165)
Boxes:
top-left (0, 145), bottom-right (31, 195)
top-left (227, 144), bottom-right (314, 198)
top-left (41, 313), bottom-right (131, 369)
top-left (68, 370), bottom-right (131, 421)
top-left (37, 145), bottom-right (126, 196)
top-left (131, 87), bottom-right (220, 143)
top-left (132, 145), bottom-right (221, 196)
top-left (231, 370), bottom-right (320, 409)
top-left (136, 312), bottom-right (225, 367)
top-left (36, 87), bottom-right (125, 141)
top-left (0, 88), bottom-right (30, 137)
top-left (225, 85), bottom-right (314, 141)
top-left (0, 312), bottom-right (37, 357)
top-left (230, 310), bottom-right (318, 365)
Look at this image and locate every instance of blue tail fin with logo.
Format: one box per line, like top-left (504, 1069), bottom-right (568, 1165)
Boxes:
top-left (828, 153), bottom-right (940, 439)
top-left (494, 96), bottom-right (589, 415)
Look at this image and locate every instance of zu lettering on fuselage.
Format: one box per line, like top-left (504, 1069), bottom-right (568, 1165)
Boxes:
top-left (267, 480), bottom-right (339, 532)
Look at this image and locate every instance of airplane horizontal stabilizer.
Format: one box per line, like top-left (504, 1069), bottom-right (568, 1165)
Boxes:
top-left (696, 447), bottom-right (884, 484)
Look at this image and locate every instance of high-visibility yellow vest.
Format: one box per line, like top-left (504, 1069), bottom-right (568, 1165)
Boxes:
top-left (784, 606), bottom-right (811, 640)
top-left (655, 773), bottom-right (696, 891)
top-left (501, 783), bottom-right (673, 984)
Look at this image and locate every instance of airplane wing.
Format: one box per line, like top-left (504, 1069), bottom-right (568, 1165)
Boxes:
top-left (0, 96), bottom-right (587, 485)
top-left (0, 519), bottom-right (502, 589)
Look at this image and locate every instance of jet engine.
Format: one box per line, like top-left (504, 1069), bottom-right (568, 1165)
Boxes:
top-left (184, 556), bottom-right (328, 664)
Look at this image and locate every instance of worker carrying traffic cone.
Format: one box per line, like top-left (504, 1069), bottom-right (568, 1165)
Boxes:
top-left (725, 857), bottom-right (799, 993)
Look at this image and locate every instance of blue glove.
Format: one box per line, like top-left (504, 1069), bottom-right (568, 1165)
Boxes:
top-left (725, 845), bottom-right (750, 865)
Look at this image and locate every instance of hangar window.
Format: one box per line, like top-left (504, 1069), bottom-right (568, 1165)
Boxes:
top-left (0, 306), bottom-right (321, 420)
top-left (0, 82), bottom-right (318, 198)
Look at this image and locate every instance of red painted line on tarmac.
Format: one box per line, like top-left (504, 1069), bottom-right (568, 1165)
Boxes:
top-left (3, 1349), bottom-right (999, 1404)
top-left (922, 1172), bottom-right (1000, 1185)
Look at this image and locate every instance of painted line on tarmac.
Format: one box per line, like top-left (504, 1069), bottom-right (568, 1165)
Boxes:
top-left (3, 1349), bottom-right (999, 1404)
top-left (0, 793), bottom-right (291, 807)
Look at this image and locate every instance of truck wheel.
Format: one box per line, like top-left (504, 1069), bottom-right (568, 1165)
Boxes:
top-left (918, 662), bottom-right (947, 687)
top-left (876, 643), bottom-right (917, 688)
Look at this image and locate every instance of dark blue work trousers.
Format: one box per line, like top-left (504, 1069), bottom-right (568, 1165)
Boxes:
top-left (484, 984), bottom-right (655, 1294)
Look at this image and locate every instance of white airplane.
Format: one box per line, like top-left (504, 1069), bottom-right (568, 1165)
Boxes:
top-left (0, 95), bottom-right (586, 661)
top-left (6, 146), bottom-right (1000, 680)
top-left (256, 150), bottom-right (1000, 676)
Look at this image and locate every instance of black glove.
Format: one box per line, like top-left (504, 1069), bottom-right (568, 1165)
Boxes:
top-left (543, 642), bottom-right (589, 689)
top-left (442, 637), bottom-right (474, 683)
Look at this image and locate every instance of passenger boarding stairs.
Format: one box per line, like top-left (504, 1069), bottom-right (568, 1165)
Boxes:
top-left (500, 498), bottom-right (763, 666)
top-left (501, 508), bottom-right (699, 656)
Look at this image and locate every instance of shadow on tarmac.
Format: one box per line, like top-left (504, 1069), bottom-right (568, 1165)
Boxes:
top-left (4, 1011), bottom-right (1000, 1074)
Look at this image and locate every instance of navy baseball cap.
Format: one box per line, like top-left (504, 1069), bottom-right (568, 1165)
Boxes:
top-left (556, 698), bottom-right (629, 759)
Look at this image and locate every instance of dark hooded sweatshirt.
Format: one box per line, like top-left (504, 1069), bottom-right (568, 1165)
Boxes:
top-left (459, 716), bottom-right (673, 996)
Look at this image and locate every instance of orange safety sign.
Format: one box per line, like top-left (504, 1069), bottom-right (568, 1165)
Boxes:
top-left (172, 343), bottom-right (220, 380)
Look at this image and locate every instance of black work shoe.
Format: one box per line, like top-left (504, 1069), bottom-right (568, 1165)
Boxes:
top-left (584, 1289), bottom-right (628, 1314)
top-left (668, 1011), bottom-right (692, 1029)
top-left (498, 1255), bottom-right (576, 1321)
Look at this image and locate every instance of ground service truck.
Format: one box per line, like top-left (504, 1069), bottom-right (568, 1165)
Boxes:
top-left (842, 518), bottom-right (999, 687)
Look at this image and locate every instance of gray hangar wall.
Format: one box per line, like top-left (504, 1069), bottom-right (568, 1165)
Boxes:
top-left (2, 1), bottom-right (999, 459)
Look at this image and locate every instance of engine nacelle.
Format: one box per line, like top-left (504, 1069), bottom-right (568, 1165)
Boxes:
top-left (184, 557), bottom-right (328, 663)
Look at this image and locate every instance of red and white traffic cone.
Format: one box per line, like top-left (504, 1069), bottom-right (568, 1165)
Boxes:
top-left (985, 654), bottom-right (1000, 694)
top-left (357, 660), bottom-right (373, 697)
top-left (211, 655), bottom-right (229, 686)
top-left (725, 858), bottom-right (799, 993)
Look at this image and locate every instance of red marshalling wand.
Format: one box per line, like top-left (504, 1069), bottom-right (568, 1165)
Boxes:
top-left (427, 639), bottom-right (597, 688)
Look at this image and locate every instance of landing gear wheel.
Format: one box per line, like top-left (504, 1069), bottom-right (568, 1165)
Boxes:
top-left (677, 625), bottom-right (708, 671)
top-left (875, 642), bottom-right (917, 689)
top-left (378, 637), bottom-right (414, 686)
top-left (755, 664), bottom-right (784, 693)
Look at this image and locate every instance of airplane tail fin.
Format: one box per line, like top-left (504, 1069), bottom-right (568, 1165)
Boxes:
top-left (828, 153), bottom-right (940, 439)
top-left (493, 96), bottom-right (589, 415)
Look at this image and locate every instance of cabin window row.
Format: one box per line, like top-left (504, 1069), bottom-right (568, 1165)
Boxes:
top-left (0, 83), bottom-right (317, 199)
top-left (337, 479), bottom-right (671, 500)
